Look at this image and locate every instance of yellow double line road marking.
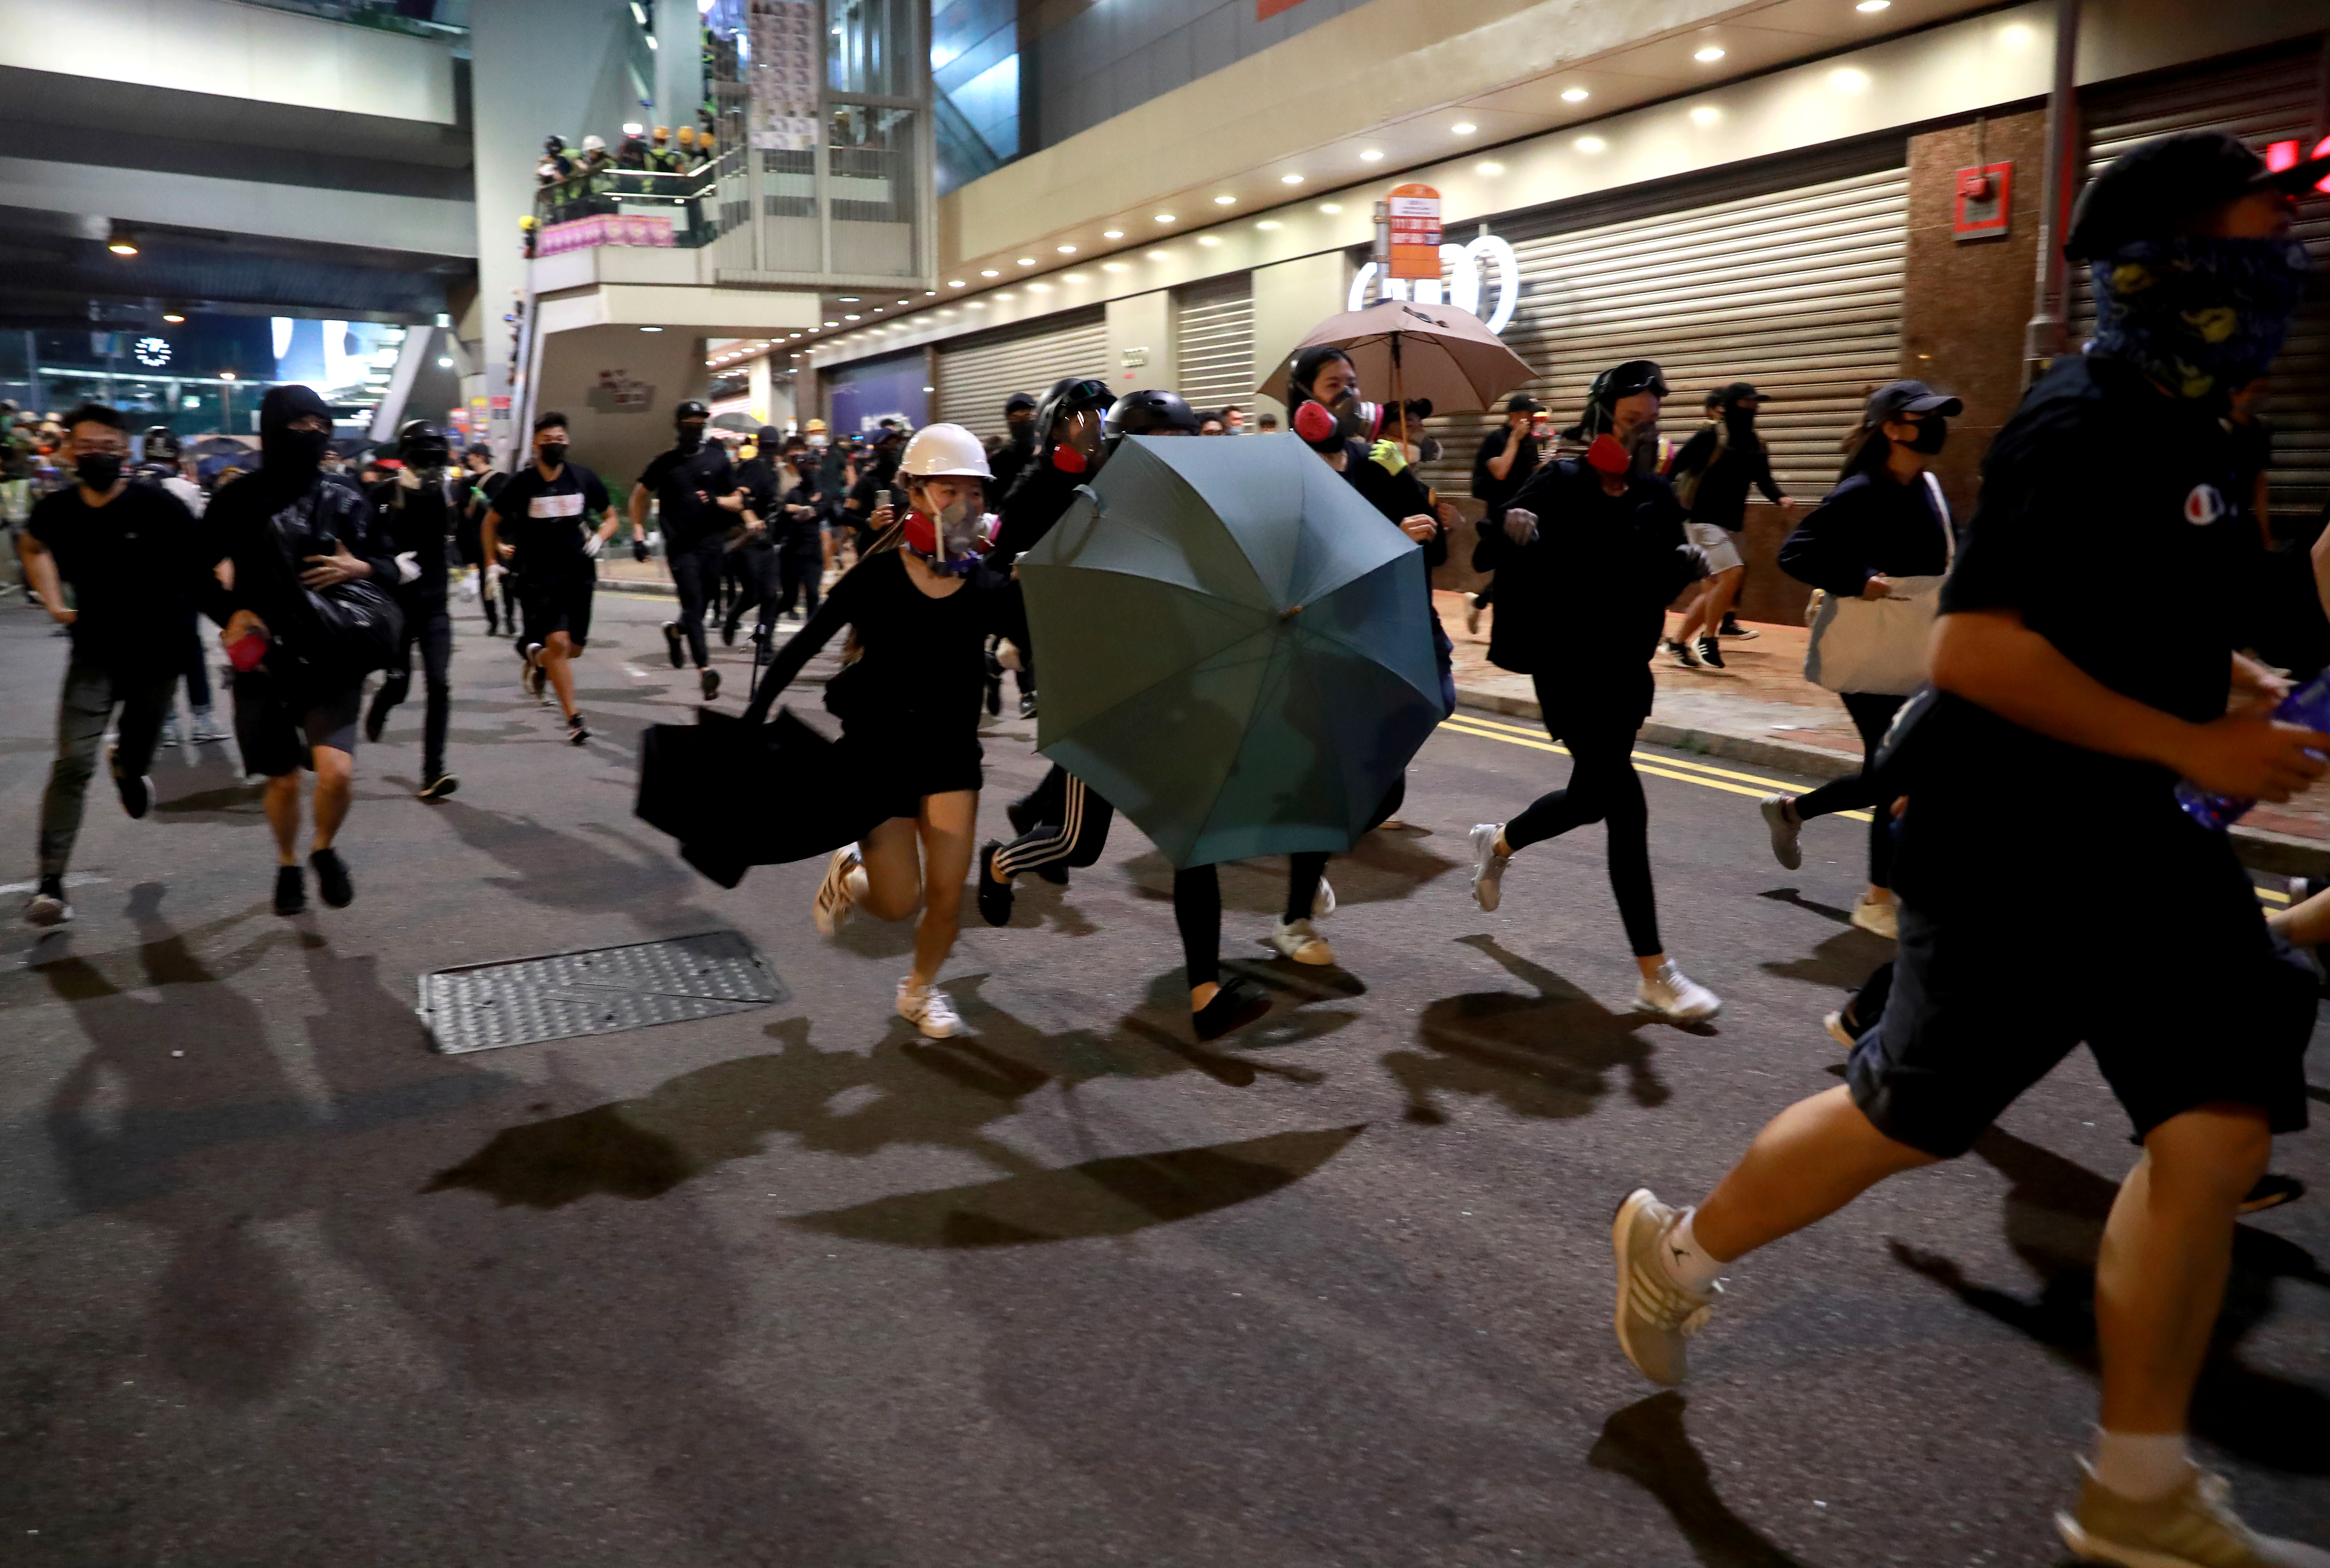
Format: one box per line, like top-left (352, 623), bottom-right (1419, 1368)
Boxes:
top-left (1434, 709), bottom-right (2294, 907)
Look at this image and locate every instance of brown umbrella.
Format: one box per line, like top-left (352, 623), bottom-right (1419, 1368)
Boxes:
top-left (1258, 300), bottom-right (1535, 433)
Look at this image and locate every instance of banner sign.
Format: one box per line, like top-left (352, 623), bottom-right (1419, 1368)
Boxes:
top-left (749, 0), bottom-right (820, 152)
top-left (537, 215), bottom-right (677, 255)
top-left (1385, 183), bottom-right (1443, 281)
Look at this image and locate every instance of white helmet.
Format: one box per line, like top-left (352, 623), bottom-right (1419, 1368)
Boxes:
top-left (581, 134), bottom-right (607, 152)
top-left (899, 422), bottom-right (990, 479)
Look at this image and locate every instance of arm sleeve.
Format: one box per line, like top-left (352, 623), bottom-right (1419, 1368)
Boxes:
top-left (1670, 427), bottom-right (1717, 480)
top-left (1751, 443), bottom-right (1785, 505)
top-left (753, 567), bottom-right (857, 695)
top-left (584, 470), bottom-right (612, 516)
top-left (1938, 434), bottom-right (2081, 618)
top-left (1776, 486), bottom-right (1882, 596)
top-left (1476, 464), bottom-right (1553, 570)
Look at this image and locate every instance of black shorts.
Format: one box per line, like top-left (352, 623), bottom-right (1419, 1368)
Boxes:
top-left (840, 721), bottom-right (982, 820)
top-left (232, 670), bottom-right (363, 778)
top-left (1848, 801), bottom-right (2315, 1158)
top-left (518, 572), bottom-right (595, 650)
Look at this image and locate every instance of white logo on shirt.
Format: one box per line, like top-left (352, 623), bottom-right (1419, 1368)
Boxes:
top-left (529, 491), bottom-right (584, 519)
top-left (2183, 484), bottom-right (2225, 526)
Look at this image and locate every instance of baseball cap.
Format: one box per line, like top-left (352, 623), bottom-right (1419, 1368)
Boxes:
top-left (1004, 390), bottom-right (1039, 413)
top-left (2065, 130), bottom-right (2330, 260)
top-left (1708, 381), bottom-right (1761, 409)
top-left (1864, 380), bottom-right (1963, 423)
top-left (1503, 393), bottom-right (1543, 415)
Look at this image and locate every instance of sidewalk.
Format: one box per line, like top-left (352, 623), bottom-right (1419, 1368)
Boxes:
top-left (1437, 591), bottom-right (2330, 879)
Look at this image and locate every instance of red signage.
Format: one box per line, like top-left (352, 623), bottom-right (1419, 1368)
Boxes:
top-left (1386, 183), bottom-right (1443, 280)
top-left (2265, 136), bottom-right (2330, 191)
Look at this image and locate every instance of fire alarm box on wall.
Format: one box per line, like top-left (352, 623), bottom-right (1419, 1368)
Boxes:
top-left (1954, 161), bottom-right (2013, 241)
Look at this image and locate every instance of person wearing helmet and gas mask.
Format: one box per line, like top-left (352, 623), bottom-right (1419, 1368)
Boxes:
top-left (361, 420), bottom-right (466, 799)
top-left (981, 376), bottom-right (1115, 722)
top-left (632, 398), bottom-right (745, 700)
top-left (760, 423), bottom-right (1023, 1041)
top-left (1466, 358), bottom-right (1723, 1025)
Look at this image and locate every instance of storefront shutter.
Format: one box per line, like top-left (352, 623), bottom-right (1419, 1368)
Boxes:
top-left (1418, 143), bottom-right (1908, 505)
top-left (2071, 42), bottom-right (2330, 529)
top-left (935, 309), bottom-right (1108, 439)
top-left (1174, 275), bottom-right (1255, 420)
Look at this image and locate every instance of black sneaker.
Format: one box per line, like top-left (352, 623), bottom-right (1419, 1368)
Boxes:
top-left (274, 864), bottom-right (307, 916)
top-left (1193, 976), bottom-right (1270, 1041)
top-left (1035, 861), bottom-right (1070, 887)
top-left (1718, 614), bottom-right (1759, 640)
top-left (721, 618), bottom-right (740, 647)
top-left (700, 668), bottom-right (720, 701)
top-left (662, 622), bottom-right (685, 669)
top-left (976, 841), bottom-right (1014, 927)
top-left (1017, 692), bottom-right (1039, 720)
top-left (363, 690), bottom-right (390, 743)
top-left (25, 874), bottom-right (72, 927)
top-left (522, 644), bottom-right (547, 701)
top-left (749, 621), bottom-right (774, 646)
top-left (113, 757), bottom-right (153, 820)
top-left (1665, 638), bottom-right (1701, 669)
top-left (1696, 637), bottom-right (1725, 670)
top-left (1006, 796), bottom-right (1040, 837)
top-left (309, 847), bottom-right (353, 909)
top-left (419, 773), bottom-right (459, 802)
top-left (2239, 1172), bottom-right (2305, 1214)
top-left (567, 712), bottom-right (590, 746)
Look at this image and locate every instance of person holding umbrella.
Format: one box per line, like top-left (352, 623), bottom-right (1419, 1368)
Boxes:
top-left (1466, 360), bottom-right (1722, 1023)
top-left (772, 424), bottom-right (1022, 1040)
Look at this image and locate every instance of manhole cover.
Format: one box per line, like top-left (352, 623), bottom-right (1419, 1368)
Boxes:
top-left (417, 930), bottom-right (787, 1054)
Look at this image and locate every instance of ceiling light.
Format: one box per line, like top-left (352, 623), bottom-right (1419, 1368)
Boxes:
top-left (824, 319), bottom-right (839, 326)
top-left (870, 307), bottom-right (883, 313)
top-left (980, 268), bottom-right (999, 276)
top-left (1452, 122), bottom-right (1477, 135)
top-left (623, 121), bottom-right (644, 135)
top-left (639, 325), bottom-right (663, 332)
top-left (1154, 213), bottom-right (1177, 223)
top-left (789, 331), bottom-right (802, 337)
top-left (1690, 105), bottom-right (1722, 125)
top-left (1197, 235), bottom-right (1221, 247)
top-left (1280, 174), bottom-right (1304, 185)
top-left (948, 279), bottom-right (967, 287)
top-left (838, 295), bottom-right (860, 302)
top-left (161, 312), bottom-right (186, 324)
top-left (1829, 67), bottom-right (1869, 90)
top-left (1065, 272), bottom-right (1087, 281)
top-left (1561, 87), bottom-right (1590, 102)
top-left (924, 290), bottom-right (937, 295)
top-left (1146, 250), bottom-right (1168, 261)
top-left (843, 313), bottom-right (860, 320)
top-left (106, 224), bottom-right (139, 256)
top-left (1016, 257), bottom-right (1036, 265)
top-left (1359, 149), bottom-right (1384, 162)
top-left (1855, 0), bottom-right (1890, 9)
top-left (1576, 135), bottom-right (1606, 153)
top-left (1056, 244), bottom-right (1077, 253)
top-left (219, 370), bottom-right (236, 381)
top-left (1028, 283), bottom-right (1051, 292)
top-left (1476, 161), bottom-right (1504, 175)
top-left (1103, 262), bottom-right (1127, 272)
top-left (1320, 203), bottom-right (1342, 213)
top-left (1256, 220), bottom-right (1282, 230)
top-left (1693, 45), bottom-right (1726, 61)
top-left (922, 385), bottom-right (935, 392)
top-left (1213, 195), bottom-right (1236, 205)
top-left (437, 356), bottom-right (454, 368)
top-left (1103, 229), bottom-right (1124, 239)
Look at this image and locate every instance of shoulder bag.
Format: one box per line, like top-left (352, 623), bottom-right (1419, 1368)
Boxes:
top-left (1802, 471), bottom-right (1952, 697)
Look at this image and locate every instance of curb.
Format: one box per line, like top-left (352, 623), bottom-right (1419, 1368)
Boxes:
top-left (1453, 682), bottom-right (2330, 881)
top-left (597, 579), bottom-right (678, 599)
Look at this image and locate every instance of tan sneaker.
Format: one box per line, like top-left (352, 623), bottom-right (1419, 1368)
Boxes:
top-left (1850, 891), bottom-right (1899, 940)
top-left (812, 847), bottom-right (859, 936)
top-left (2058, 1462), bottom-right (2330, 1567)
top-left (1610, 1188), bottom-right (1721, 1387)
top-left (1268, 916), bottom-right (1334, 965)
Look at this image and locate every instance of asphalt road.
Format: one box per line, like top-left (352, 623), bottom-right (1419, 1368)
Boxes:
top-left (1, 586), bottom-right (2324, 1568)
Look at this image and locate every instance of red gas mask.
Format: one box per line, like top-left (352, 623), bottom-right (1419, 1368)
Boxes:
top-left (1052, 443), bottom-right (1088, 473)
top-left (1586, 434), bottom-right (1632, 475)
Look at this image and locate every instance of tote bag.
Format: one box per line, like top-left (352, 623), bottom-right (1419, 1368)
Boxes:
top-left (1803, 472), bottom-right (1952, 697)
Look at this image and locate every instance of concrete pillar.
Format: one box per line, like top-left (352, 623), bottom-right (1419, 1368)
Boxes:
top-left (1249, 251), bottom-right (1347, 428)
top-left (1105, 291), bottom-right (1172, 399)
top-left (654, 0), bottom-right (704, 135)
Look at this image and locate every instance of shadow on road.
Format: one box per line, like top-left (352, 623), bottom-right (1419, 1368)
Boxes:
top-left (1590, 1392), bottom-right (1815, 1567)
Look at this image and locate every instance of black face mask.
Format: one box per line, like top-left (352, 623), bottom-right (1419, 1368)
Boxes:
top-left (676, 424), bottom-right (705, 453)
top-left (262, 426), bottom-right (331, 474)
top-left (76, 454), bottom-right (123, 492)
top-left (1905, 416), bottom-right (1948, 454)
top-left (538, 442), bottom-right (569, 468)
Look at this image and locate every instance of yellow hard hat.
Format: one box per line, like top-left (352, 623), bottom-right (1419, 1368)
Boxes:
top-left (519, 214), bottom-right (536, 230)
top-left (652, 125), bottom-right (670, 140)
top-left (806, 418), bottom-right (828, 433)
top-left (675, 127), bottom-right (697, 147)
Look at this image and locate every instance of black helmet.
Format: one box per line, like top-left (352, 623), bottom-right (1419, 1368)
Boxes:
top-left (397, 420), bottom-right (451, 462)
top-left (1105, 388), bottom-right (1200, 439)
top-left (142, 425), bottom-right (180, 461)
top-left (674, 399), bottom-right (710, 423)
top-left (1030, 376), bottom-right (1115, 460)
top-left (544, 134), bottom-right (566, 155)
top-left (1566, 359), bottom-right (1669, 440)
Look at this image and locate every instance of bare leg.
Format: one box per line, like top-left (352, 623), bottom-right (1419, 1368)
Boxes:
top-left (264, 772), bottom-right (302, 866)
top-left (911, 789), bottom-right (977, 990)
top-left (854, 815), bottom-right (924, 922)
top-left (2095, 1104), bottom-right (2272, 1433)
top-left (309, 746), bottom-right (353, 851)
top-left (541, 631), bottom-right (579, 718)
top-left (1689, 1085), bottom-right (1941, 1262)
top-left (2268, 883), bottom-right (2330, 946)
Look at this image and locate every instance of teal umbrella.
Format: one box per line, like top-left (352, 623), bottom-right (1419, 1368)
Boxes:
top-left (1017, 433), bottom-right (1450, 868)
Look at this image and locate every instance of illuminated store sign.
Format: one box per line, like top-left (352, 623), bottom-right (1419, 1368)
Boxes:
top-left (1349, 234), bottom-right (1520, 334)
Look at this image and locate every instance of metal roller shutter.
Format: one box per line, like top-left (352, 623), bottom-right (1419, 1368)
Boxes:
top-left (936, 309), bottom-right (1109, 439)
top-left (1175, 275), bottom-right (1255, 418)
top-left (2071, 43), bottom-right (2330, 528)
top-left (1417, 146), bottom-right (1908, 503)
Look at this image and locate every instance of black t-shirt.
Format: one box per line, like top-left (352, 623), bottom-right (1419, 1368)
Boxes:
top-left (28, 481), bottom-right (206, 672)
top-left (1471, 427), bottom-right (1539, 510)
top-left (1921, 353), bottom-right (2248, 801)
top-left (639, 443), bottom-right (737, 553)
top-left (488, 462), bottom-right (611, 579)
top-left (369, 474), bottom-right (463, 600)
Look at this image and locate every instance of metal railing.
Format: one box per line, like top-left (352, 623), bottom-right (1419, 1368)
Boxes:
top-left (530, 165), bottom-right (727, 251)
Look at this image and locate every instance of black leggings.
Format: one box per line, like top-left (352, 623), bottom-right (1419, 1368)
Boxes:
top-left (996, 767), bottom-right (1114, 880)
top-left (779, 548), bottom-right (821, 621)
top-left (367, 601), bottom-right (453, 777)
top-left (1505, 717), bottom-right (1661, 957)
top-left (1169, 777), bottom-right (1403, 986)
top-left (669, 545), bottom-right (720, 666)
top-left (181, 626), bottom-right (212, 709)
top-left (1793, 692), bottom-right (1905, 889)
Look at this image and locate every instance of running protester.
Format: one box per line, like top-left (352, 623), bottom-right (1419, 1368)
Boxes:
top-left (1467, 360), bottom-right (1723, 1023)
top-left (1665, 382), bottom-right (1793, 670)
top-left (770, 425), bottom-right (1023, 1040)
top-left (17, 404), bottom-right (208, 926)
top-left (484, 413), bottom-right (617, 744)
top-left (133, 425), bottom-right (228, 750)
top-left (198, 384), bottom-right (402, 916)
top-left (729, 426), bottom-right (823, 643)
top-left (1757, 380), bottom-right (1963, 938)
top-left (364, 420), bottom-right (465, 797)
top-left (1467, 395), bottom-right (1543, 635)
top-left (975, 386), bottom-right (1182, 930)
top-left (633, 399), bottom-right (744, 699)
top-left (1608, 132), bottom-right (2330, 1567)
top-left (459, 447), bottom-right (508, 636)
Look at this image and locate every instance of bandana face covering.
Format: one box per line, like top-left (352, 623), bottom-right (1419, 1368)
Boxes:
top-left (2089, 235), bottom-right (2311, 402)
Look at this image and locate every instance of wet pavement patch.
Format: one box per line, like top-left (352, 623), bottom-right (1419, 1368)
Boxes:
top-left (416, 930), bottom-right (787, 1054)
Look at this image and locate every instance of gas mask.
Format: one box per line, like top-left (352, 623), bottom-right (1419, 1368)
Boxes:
top-left (902, 493), bottom-right (994, 576)
top-left (1586, 434), bottom-right (1633, 476)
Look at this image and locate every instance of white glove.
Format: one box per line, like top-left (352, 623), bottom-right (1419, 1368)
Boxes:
top-left (486, 563), bottom-right (507, 584)
top-left (580, 532), bottom-right (604, 559)
top-left (996, 638), bottom-right (1023, 672)
top-left (459, 569), bottom-right (481, 600)
top-left (395, 551), bottom-right (421, 584)
top-left (1503, 508), bottom-right (1539, 546)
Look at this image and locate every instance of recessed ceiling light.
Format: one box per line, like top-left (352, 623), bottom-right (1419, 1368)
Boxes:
top-left (1103, 228), bottom-right (1124, 238)
top-left (1029, 282), bottom-right (1051, 291)
top-left (1855, 0), bottom-right (1889, 9)
top-left (1320, 203), bottom-right (1342, 213)
top-left (871, 307), bottom-right (883, 313)
top-left (161, 312), bottom-right (186, 323)
top-left (824, 319), bottom-right (839, 326)
top-left (924, 289), bottom-right (937, 295)
top-left (1213, 195), bottom-right (1236, 205)
top-left (1197, 235), bottom-right (1221, 247)
top-left (1257, 220), bottom-right (1282, 230)
top-left (1476, 161), bottom-right (1504, 175)
top-left (1576, 135), bottom-right (1606, 153)
top-left (790, 332), bottom-right (802, 338)
top-left (1452, 122), bottom-right (1477, 134)
top-left (948, 279), bottom-right (967, 287)
top-left (639, 325), bottom-right (663, 332)
top-left (1066, 272), bottom-right (1086, 281)
top-left (1056, 244), bottom-right (1077, 253)
top-left (1690, 105), bottom-right (1722, 125)
top-left (843, 313), bottom-right (860, 320)
top-left (980, 268), bottom-right (1000, 276)
top-left (1016, 256), bottom-right (1036, 265)
top-left (1146, 250), bottom-right (1168, 261)
top-left (1154, 213), bottom-right (1177, 223)
top-left (1829, 67), bottom-right (1869, 90)
top-left (1103, 262), bottom-right (1127, 272)
top-left (1693, 45), bottom-right (1726, 61)
top-left (837, 295), bottom-right (860, 302)
top-left (1561, 87), bottom-right (1590, 102)
top-left (1359, 149), bottom-right (1384, 162)
top-left (1280, 174), bottom-right (1304, 185)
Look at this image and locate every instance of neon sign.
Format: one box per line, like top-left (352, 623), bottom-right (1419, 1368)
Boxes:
top-left (132, 335), bottom-right (172, 368)
top-left (1349, 235), bottom-right (1521, 334)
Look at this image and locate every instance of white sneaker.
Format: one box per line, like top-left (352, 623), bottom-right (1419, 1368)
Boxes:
top-left (158, 711), bottom-right (183, 748)
top-left (1269, 917), bottom-right (1335, 965)
top-left (1468, 822), bottom-right (1510, 912)
top-left (812, 847), bottom-right (859, 936)
top-left (1635, 961), bottom-right (1721, 1023)
top-left (1851, 892), bottom-right (1899, 940)
top-left (1823, 1011), bottom-right (1856, 1052)
top-left (896, 978), bottom-right (964, 1039)
top-left (1611, 1188), bottom-right (1722, 1387)
top-left (189, 706), bottom-right (227, 744)
top-left (1312, 874), bottom-right (1336, 920)
top-left (1757, 793), bottom-right (1802, 871)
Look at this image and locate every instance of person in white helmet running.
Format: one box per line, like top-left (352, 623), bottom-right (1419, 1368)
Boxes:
top-left (757, 423), bottom-right (1024, 1039)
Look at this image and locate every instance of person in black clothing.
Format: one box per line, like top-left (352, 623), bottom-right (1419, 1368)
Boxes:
top-left (843, 425), bottom-right (906, 560)
top-left (457, 447), bottom-right (507, 634)
top-left (1467, 393), bottom-right (1543, 634)
top-left (632, 398), bottom-right (744, 699)
top-left (17, 403), bottom-right (207, 926)
top-left (722, 427), bottom-right (783, 647)
top-left (363, 420), bottom-right (465, 798)
top-left (1467, 360), bottom-right (1722, 1023)
top-left (198, 383), bottom-right (402, 917)
top-left (728, 426), bottom-right (824, 643)
top-left (1609, 132), bottom-right (2330, 1565)
top-left (987, 390), bottom-right (1038, 504)
top-left (486, 412), bottom-right (618, 743)
top-left (1666, 381), bottom-right (1794, 669)
top-left (1758, 380), bottom-right (1962, 937)
top-left (773, 424), bottom-right (1022, 1041)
